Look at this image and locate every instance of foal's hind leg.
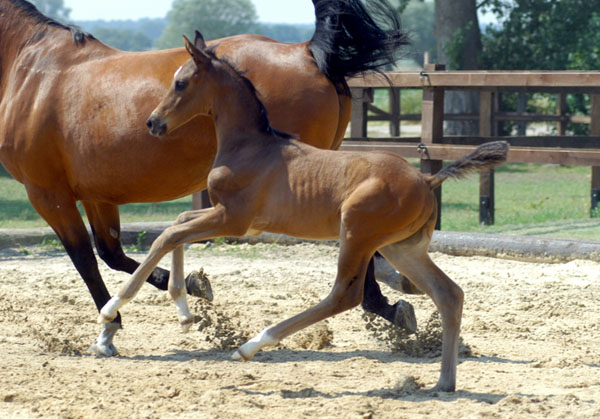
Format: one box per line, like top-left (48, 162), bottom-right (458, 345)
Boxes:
top-left (378, 232), bottom-right (463, 392)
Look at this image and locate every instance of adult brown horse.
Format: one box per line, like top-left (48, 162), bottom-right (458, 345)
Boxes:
top-left (0, 0), bottom-right (408, 355)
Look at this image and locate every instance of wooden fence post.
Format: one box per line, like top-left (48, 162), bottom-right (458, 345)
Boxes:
top-left (420, 64), bottom-right (445, 230)
top-left (557, 92), bottom-right (567, 136)
top-left (350, 87), bottom-right (373, 138)
top-left (517, 91), bottom-right (527, 136)
top-left (591, 94), bottom-right (600, 217)
top-left (389, 87), bottom-right (401, 137)
top-left (479, 90), bottom-right (496, 225)
top-left (192, 190), bottom-right (211, 210)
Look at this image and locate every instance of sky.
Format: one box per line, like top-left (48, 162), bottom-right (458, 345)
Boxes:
top-left (64, 0), bottom-right (317, 23)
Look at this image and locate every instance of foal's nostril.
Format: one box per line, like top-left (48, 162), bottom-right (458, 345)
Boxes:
top-left (146, 118), bottom-right (154, 130)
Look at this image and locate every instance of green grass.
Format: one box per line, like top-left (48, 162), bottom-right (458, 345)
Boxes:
top-left (1, 162), bottom-right (599, 241)
top-left (441, 163), bottom-right (600, 241)
top-left (0, 167), bottom-right (192, 228)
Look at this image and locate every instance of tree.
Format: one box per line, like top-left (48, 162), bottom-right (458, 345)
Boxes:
top-left (93, 28), bottom-right (154, 51)
top-left (157, 0), bottom-right (258, 49)
top-left (480, 0), bottom-right (600, 134)
top-left (433, 0), bottom-right (482, 135)
top-left (29, 0), bottom-right (71, 22)
top-left (253, 23), bottom-right (314, 43)
top-left (435, 0), bottom-right (481, 70)
top-left (399, 0), bottom-right (435, 66)
top-left (481, 0), bottom-right (600, 70)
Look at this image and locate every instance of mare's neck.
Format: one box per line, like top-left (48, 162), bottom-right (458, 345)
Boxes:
top-left (0, 1), bottom-right (67, 77)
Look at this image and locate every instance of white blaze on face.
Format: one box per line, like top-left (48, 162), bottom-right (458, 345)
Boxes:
top-left (174, 66), bottom-right (183, 80)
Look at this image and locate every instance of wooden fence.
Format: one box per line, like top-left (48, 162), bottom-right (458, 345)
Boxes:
top-left (343, 64), bottom-right (600, 228)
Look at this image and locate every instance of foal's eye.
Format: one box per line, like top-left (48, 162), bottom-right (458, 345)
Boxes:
top-left (175, 80), bottom-right (187, 91)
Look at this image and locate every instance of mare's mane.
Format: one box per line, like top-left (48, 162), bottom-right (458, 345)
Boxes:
top-left (10, 0), bottom-right (93, 44)
top-left (205, 45), bottom-right (295, 141)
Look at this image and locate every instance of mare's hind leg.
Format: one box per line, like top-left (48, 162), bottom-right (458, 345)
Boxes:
top-left (24, 185), bottom-right (120, 356)
top-left (362, 257), bottom-right (417, 334)
top-left (378, 231), bottom-right (463, 392)
top-left (82, 202), bottom-right (212, 299)
top-left (374, 252), bottom-right (423, 295)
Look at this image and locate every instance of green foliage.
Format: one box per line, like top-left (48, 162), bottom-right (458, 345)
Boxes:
top-left (93, 28), bottom-right (153, 51)
top-left (399, 0), bottom-right (435, 66)
top-left (157, 0), bottom-right (258, 48)
top-left (481, 0), bottom-right (600, 70)
top-left (29, 0), bottom-right (71, 21)
top-left (390, 0), bottom-right (421, 14)
top-left (444, 21), bottom-right (475, 70)
top-left (372, 88), bottom-right (422, 115)
top-left (76, 19), bottom-right (168, 48)
top-left (253, 23), bottom-right (314, 43)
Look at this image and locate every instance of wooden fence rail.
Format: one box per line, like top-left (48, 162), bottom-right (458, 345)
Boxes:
top-left (343, 64), bottom-right (600, 228)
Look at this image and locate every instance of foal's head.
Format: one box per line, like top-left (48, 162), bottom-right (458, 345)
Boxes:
top-left (147, 31), bottom-right (226, 137)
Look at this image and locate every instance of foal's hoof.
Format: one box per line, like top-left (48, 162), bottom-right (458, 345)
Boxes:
top-left (186, 269), bottom-right (214, 301)
top-left (179, 315), bottom-right (201, 333)
top-left (97, 312), bottom-right (115, 324)
top-left (232, 349), bottom-right (251, 361)
top-left (394, 300), bottom-right (417, 334)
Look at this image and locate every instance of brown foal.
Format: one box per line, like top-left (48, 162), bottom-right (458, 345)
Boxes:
top-left (99, 32), bottom-right (508, 392)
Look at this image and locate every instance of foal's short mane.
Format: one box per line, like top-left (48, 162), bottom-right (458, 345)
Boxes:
top-left (205, 45), bottom-right (295, 141)
top-left (11, 0), bottom-right (93, 44)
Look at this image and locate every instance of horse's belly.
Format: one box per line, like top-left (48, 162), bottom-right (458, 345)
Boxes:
top-left (250, 210), bottom-right (340, 241)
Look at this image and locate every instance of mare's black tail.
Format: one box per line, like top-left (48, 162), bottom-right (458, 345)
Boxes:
top-left (309, 0), bottom-right (409, 95)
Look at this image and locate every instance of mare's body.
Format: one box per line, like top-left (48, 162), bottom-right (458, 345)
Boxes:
top-left (0, 0), bottom-right (409, 351)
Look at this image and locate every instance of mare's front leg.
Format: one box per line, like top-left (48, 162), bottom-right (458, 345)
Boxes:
top-left (98, 205), bottom-right (239, 324)
top-left (24, 185), bottom-right (121, 357)
top-left (82, 202), bottom-right (212, 299)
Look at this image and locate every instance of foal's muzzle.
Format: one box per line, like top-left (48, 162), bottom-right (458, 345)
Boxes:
top-left (146, 115), bottom-right (168, 137)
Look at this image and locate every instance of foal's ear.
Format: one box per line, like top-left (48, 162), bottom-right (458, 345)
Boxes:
top-left (193, 30), bottom-right (206, 50)
top-left (183, 34), bottom-right (211, 67)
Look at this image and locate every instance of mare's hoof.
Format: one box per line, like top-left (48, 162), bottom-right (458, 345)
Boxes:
top-left (394, 300), bottom-right (417, 334)
top-left (87, 342), bottom-right (118, 357)
top-left (425, 383), bottom-right (455, 394)
top-left (186, 269), bottom-right (214, 301)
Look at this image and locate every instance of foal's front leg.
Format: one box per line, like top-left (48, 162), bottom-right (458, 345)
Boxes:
top-left (98, 206), bottom-right (233, 324)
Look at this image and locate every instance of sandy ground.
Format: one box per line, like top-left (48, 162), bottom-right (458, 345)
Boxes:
top-left (0, 241), bottom-right (599, 418)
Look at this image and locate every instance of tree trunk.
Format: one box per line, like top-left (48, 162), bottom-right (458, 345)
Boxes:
top-left (435, 0), bottom-right (482, 135)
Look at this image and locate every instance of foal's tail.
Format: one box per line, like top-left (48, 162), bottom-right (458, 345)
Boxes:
top-left (309, 0), bottom-right (409, 95)
top-left (428, 141), bottom-right (510, 190)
